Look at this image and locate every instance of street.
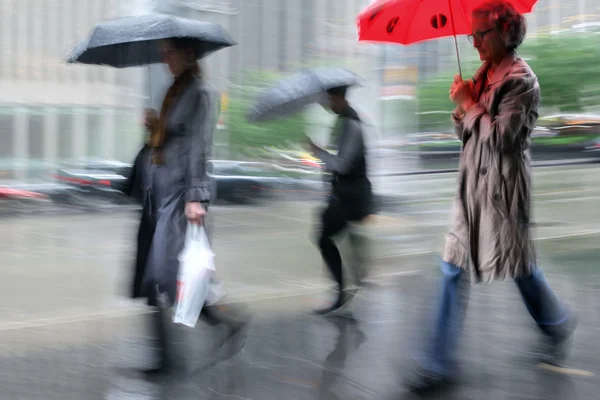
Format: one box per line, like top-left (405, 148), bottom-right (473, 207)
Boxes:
top-left (0, 164), bottom-right (599, 399)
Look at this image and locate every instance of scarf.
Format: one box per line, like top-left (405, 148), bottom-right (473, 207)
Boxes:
top-left (149, 66), bottom-right (198, 164)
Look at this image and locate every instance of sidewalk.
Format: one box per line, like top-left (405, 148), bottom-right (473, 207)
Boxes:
top-left (1, 267), bottom-right (597, 400)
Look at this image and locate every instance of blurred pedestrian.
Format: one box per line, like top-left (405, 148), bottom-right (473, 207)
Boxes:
top-left (119, 38), bottom-right (248, 375)
top-left (309, 86), bottom-right (373, 315)
top-left (406, 0), bottom-right (577, 392)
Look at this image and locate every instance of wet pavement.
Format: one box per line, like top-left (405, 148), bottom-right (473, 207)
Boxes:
top-left (0, 165), bottom-right (599, 399)
top-left (1, 266), bottom-right (598, 399)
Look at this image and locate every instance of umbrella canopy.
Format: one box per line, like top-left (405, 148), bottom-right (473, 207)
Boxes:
top-left (247, 67), bottom-right (364, 123)
top-left (357, 0), bottom-right (537, 45)
top-left (68, 14), bottom-right (236, 68)
top-left (357, 0), bottom-right (537, 76)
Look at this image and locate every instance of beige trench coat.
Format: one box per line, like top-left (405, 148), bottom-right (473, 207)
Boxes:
top-left (442, 53), bottom-right (540, 283)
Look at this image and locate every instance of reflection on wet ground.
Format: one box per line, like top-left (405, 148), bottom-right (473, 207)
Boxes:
top-left (0, 166), bottom-right (599, 399)
top-left (1, 271), bottom-right (598, 399)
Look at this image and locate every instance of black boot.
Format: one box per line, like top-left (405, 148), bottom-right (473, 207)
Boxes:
top-left (142, 309), bottom-right (171, 375)
top-left (202, 303), bottom-right (250, 349)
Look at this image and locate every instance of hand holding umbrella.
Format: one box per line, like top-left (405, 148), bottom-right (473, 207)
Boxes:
top-left (449, 74), bottom-right (476, 112)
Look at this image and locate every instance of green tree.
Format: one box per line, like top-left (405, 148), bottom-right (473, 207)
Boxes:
top-left (226, 70), bottom-right (309, 157)
top-left (522, 34), bottom-right (600, 111)
top-left (416, 61), bottom-right (479, 132)
top-left (416, 34), bottom-right (600, 132)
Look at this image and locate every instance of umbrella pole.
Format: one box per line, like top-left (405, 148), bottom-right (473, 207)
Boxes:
top-left (447, 0), bottom-right (463, 78)
top-left (452, 35), bottom-right (463, 78)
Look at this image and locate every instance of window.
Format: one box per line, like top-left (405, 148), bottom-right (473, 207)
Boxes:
top-left (301, 0), bottom-right (315, 63)
top-left (87, 110), bottom-right (104, 157)
top-left (278, 0), bottom-right (288, 71)
top-left (28, 109), bottom-right (45, 160)
top-left (115, 111), bottom-right (143, 162)
top-left (58, 112), bottom-right (74, 161)
top-left (0, 111), bottom-right (14, 158)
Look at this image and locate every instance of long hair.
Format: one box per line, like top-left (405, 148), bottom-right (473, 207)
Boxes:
top-left (148, 38), bottom-right (203, 164)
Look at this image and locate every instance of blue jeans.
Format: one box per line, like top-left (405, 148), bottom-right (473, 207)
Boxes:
top-left (419, 260), bottom-right (571, 378)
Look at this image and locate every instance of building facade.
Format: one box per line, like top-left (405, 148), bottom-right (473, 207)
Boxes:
top-left (0, 0), bottom-right (151, 180)
top-left (0, 0), bottom-right (380, 180)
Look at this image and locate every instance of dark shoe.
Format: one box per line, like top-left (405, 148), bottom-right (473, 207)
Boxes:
top-left (314, 288), bottom-right (360, 316)
top-left (140, 360), bottom-right (173, 378)
top-left (313, 304), bottom-right (341, 316)
top-left (404, 366), bottom-right (455, 393)
top-left (141, 365), bottom-right (167, 376)
top-left (539, 313), bottom-right (578, 367)
top-left (223, 321), bottom-right (249, 355)
top-left (209, 304), bottom-right (251, 349)
top-left (313, 292), bottom-right (347, 315)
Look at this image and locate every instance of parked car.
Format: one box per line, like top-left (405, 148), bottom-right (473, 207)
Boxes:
top-left (52, 158), bottom-right (320, 205)
top-left (0, 180), bottom-right (84, 215)
top-left (414, 114), bottom-right (600, 161)
top-left (584, 136), bottom-right (600, 154)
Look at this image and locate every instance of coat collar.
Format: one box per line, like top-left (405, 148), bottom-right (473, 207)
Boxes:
top-left (473, 51), bottom-right (519, 87)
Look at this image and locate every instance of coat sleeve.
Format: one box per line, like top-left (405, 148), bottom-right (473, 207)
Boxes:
top-left (451, 107), bottom-right (465, 141)
top-left (314, 119), bottom-right (363, 175)
top-left (460, 76), bottom-right (539, 152)
top-left (185, 85), bottom-right (219, 203)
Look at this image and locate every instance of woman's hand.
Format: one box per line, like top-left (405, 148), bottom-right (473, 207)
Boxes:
top-left (450, 74), bottom-right (476, 112)
top-left (185, 201), bottom-right (206, 224)
top-left (144, 108), bottom-right (158, 131)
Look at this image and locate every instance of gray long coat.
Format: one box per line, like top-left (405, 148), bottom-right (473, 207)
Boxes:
top-left (139, 77), bottom-right (220, 305)
top-left (443, 53), bottom-right (540, 283)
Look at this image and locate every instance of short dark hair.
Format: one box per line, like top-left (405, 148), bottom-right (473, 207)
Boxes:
top-left (326, 86), bottom-right (348, 98)
top-left (473, 0), bottom-right (527, 51)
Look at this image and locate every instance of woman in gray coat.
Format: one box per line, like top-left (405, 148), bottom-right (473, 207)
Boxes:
top-left (125, 38), bottom-right (246, 374)
top-left (406, 0), bottom-right (577, 392)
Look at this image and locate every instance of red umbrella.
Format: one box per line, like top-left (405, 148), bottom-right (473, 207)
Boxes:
top-left (357, 0), bottom-right (537, 75)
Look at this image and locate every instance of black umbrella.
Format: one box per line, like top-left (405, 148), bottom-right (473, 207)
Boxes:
top-left (67, 14), bottom-right (236, 68)
top-left (247, 67), bottom-right (365, 123)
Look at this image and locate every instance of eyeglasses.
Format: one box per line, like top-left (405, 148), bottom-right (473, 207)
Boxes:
top-left (467, 28), bottom-right (495, 43)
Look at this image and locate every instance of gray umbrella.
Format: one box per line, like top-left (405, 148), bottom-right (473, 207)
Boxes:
top-left (247, 67), bottom-right (365, 123)
top-left (67, 14), bottom-right (236, 68)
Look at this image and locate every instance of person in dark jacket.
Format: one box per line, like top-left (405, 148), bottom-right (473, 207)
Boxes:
top-left (309, 86), bottom-right (373, 315)
top-left (118, 38), bottom-right (248, 374)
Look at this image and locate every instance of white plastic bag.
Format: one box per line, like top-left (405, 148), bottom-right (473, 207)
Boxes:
top-left (173, 224), bottom-right (222, 327)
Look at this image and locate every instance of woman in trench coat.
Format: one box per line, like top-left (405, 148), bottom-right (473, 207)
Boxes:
top-left (120, 38), bottom-right (247, 374)
top-left (406, 0), bottom-right (578, 392)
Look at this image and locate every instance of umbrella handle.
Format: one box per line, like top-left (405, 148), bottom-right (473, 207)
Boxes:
top-left (448, 0), bottom-right (463, 78)
top-left (452, 35), bottom-right (463, 78)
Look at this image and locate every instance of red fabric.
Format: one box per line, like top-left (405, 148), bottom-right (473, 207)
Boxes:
top-left (357, 0), bottom-right (537, 45)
